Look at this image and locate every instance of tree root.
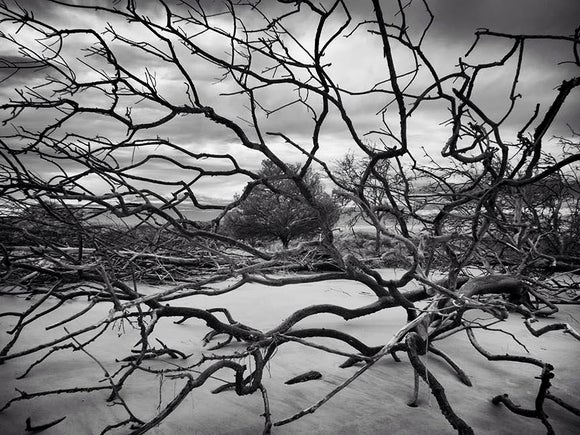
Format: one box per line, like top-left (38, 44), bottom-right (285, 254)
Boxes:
top-left (467, 325), bottom-right (580, 432)
top-left (524, 318), bottom-right (580, 341)
top-left (129, 349), bottom-right (264, 434)
top-left (428, 345), bottom-right (472, 386)
top-left (405, 332), bottom-right (474, 435)
top-left (25, 415), bottom-right (66, 433)
top-left (491, 364), bottom-right (555, 435)
top-left (285, 370), bottom-right (322, 385)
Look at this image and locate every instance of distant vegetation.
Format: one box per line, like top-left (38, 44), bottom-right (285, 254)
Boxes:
top-left (221, 160), bottom-right (340, 248)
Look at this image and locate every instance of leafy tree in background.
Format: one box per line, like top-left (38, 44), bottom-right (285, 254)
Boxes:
top-left (334, 151), bottom-right (413, 255)
top-left (223, 160), bottom-right (340, 248)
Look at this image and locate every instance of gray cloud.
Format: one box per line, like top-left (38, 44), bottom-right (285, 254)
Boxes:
top-left (427, 0), bottom-right (580, 37)
top-left (1, 0), bottom-right (579, 202)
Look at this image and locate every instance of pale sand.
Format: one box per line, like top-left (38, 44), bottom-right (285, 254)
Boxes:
top-left (1, 274), bottom-right (579, 434)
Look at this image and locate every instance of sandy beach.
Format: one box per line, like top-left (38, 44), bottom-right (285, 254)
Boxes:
top-left (1, 274), bottom-right (579, 434)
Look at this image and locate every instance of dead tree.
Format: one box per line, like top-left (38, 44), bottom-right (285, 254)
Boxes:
top-left (0, 0), bottom-right (579, 434)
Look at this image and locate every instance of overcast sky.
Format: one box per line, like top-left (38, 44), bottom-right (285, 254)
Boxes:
top-left (1, 0), bottom-right (579, 204)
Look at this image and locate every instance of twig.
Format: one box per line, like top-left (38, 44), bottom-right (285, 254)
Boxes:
top-left (406, 332), bottom-right (474, 434)
top-left (524, 318), bottom-right (580, 340)
top-left (428, 345), bottom-right (472, 386)
top-left (25, 415), bottom-right (66, 433)
top-left (274, 313), bottom-right (429, 426)
top-left (259, 384), bottom-right (272, 435)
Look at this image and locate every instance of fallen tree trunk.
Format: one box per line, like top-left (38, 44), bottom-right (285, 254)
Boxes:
top-left (457, 275), bottom-right (527, 304)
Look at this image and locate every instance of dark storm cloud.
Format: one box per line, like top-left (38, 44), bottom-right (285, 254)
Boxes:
top-left (0, 55), bottom-right (47, 74)
top-left (359, 0), bottom-right (580, 148)
top-left (1, 0), bottom-right (578, 199)
top-left (427, 0), bottom-right (580, 37)
top-left (0, 56), bottom-right (49, 98)
top-left (3, 0), bottom-right (66, 20)
top-left (422, 0), bottom-right (580, 81)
